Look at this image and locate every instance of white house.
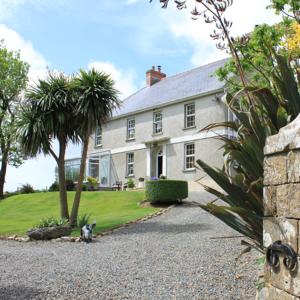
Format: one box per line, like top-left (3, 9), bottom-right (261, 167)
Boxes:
top-left (66, 59), bottom-right (230, 188)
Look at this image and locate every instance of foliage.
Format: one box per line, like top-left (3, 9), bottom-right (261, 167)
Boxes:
top-left (0, 41), bottom-right (29, 198)
top-left (87, 176), bottom-right (98, 188)
top-left (145, 180), bottom-right (188, 204)
top-left (268, 0), bottom-right (300, 23)
top-left (49, 181), bottom-right (59, 192)
top-left (0, 191), bottom-right (157, 236)
top-left (138, 177), bottom-right (145, 182)
top-left (18, 71), bottom-right (77, 219)
top-left (152, 1), bottom-right (299, 250)
top-left (159, 175), bottom-right (166, 180)
top-left (78, 213), bottom-right (90, 228)
top-left (286, 21), bottom-right (300, 57)
top-left (66, 179), bottom-right (75, 191)
top-left (127, 178), bottom-right (135, 189)
top-left (19, 184), bottom-right (35, 194)
top-left (35, 216), bottom-right (68, 228)
top-left (69, 69), bottom-right (120, 226)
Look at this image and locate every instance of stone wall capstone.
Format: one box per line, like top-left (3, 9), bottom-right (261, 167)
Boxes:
top-left (263, 114), bottom-right (300, 299)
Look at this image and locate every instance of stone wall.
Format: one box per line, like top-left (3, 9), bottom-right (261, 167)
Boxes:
top-left (263, 115), bottom-right (300, 299)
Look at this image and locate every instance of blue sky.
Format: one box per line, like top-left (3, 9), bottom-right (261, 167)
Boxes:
top-left (0, 0), bottom-right (280, 191)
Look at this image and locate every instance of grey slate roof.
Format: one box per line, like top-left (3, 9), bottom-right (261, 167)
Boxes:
top-left (113, 58), bottom-right (227, 118)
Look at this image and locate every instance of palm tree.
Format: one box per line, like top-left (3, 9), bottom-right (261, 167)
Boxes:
top-left (69, 69), bottom-right (119, 227)
top-left (18, 72), bottom-right (78, 219)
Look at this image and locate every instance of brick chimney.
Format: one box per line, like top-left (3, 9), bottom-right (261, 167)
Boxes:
top-left (146, 65), bottom-right (166, 86)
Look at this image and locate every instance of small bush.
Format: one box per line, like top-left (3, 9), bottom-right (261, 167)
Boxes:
top-left (159, 175), bottom-right (167, 180)
top-left (49, 181), bottom-right (59, 192)
top-left (78, 214), bottom-right (90, 228)
top-left (145, 180), bottom-right (188, 204)
top-left (66, 179), bottom-right (75, 191)
top-left (87, 176), bottom-right (98, 188)
top-left (36, 216), bottom-right (68, 228)
top-left (138, 177), bottom-right (144, 182)
top-left (19, 184), bottom-right (35, 194)
top-left (127, 178), bottom-right (135, 189)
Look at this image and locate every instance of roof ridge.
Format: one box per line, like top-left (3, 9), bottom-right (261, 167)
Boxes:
top-left (163, 57), bottom-right (230, 81)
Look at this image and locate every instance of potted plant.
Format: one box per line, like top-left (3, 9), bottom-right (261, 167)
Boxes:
top-left (127, 178), bottom-right (135, 190)
top-left (138, 177), bottom-right (145, 188)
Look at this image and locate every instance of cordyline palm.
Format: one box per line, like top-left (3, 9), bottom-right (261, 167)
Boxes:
top-left (18, 72), bottom-right (78, 219)
top-left (69, 69), bottom-right (119, 227)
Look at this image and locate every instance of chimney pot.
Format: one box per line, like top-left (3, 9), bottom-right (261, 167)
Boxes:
top-left (146, 65), bottom-right (166, 87)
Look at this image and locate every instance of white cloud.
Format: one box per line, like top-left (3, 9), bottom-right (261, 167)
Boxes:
top-left (160, 0), bottom-right (282, 66)
top-left (88, 61), bottom-right (138, 99)
top-left (0, 24), bottom-right (49, 83)
top-left (0, 0), bottom-right (25, 21)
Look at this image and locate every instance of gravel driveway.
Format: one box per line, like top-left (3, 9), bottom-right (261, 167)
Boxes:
top-left (0, 191), bottom-right (259, 300)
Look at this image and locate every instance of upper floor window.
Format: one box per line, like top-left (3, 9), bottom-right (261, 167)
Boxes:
top-left (127, 118), bottom-right (135, 140)
top-left (153, 111), bottom-right (162, 134)
top-left (95, 126), bottom-right (102, 147)
top-left (185, 143), bottom-right (195, 170)
top-left (126, 152), bottom-right (134, 176)
top-left (185, 103), bottom-right (195, 128)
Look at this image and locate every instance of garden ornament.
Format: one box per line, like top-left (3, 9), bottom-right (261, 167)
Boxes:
top-left (81, 222), bottom-right (96, 243)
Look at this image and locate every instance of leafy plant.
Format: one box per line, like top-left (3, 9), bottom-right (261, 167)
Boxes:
top-left (138, 177), bottom-right (145, 182)
top-left (49, 181), bottom-right (59, 192)
top-left (145, 180), bottom-right (188, 204)
top-left (66, 179), bottom-right (75, 191)
top-left (19, 184), bottom-right (35, 194)
top-left (35, 216), bottom-right (68, 228)
top-left (78, 214), bottom-right (90, 228)
top-left (127, 178), bottom-right (135, 189)
top-left (87, 176), bottom-right (98, 188)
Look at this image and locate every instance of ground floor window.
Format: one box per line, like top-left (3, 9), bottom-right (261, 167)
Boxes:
top-left (89, 158), bottom-right (99, 179)
top-left (184, 143), bottom-right (195, 170)
top-left (126, 152), bottom-right (134, 176)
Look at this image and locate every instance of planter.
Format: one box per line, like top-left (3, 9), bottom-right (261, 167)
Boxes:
top-left (27, 226), bottom-right (72, 240)
top-left (138, 181), bottom-right (145, 189)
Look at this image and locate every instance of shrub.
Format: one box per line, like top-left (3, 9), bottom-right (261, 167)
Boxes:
top-left (19, 184), bottom-right (35, 194)
top-left (78, 214), bottom-right (90, 228)
top-left (127, 178), bottom-right (135, 189)
top-left (66, 179), bottom-right (75, 191)
top-left (145, 180), bottom-right (188, 204)
top-left (159, 175), bottom-right (166, 180)
top-left (87, 176), bottom-right (99, 190)
top-left (35, 216), bottom-right (68, 228)
top-left (138, 177), bottom-right (144, 182)
top-left (49, 181), bottom-right (59, 192)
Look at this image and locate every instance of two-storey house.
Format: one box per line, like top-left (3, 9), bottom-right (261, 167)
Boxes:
top-left (67, 59), bottom-right (229, 188)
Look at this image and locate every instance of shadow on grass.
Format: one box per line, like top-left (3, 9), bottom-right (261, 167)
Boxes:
top-left (0, 285), bottom-right (44, 300)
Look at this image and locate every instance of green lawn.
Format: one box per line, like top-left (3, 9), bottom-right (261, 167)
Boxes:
top-left (0, 191), bottom-right (158, 236)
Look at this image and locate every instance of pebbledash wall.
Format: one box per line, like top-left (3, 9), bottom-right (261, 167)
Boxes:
top-left (262, 114), bottom-right (300, 299)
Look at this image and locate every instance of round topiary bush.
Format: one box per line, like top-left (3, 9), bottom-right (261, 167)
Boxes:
top-left (145, 180), bottom-right (188, 204)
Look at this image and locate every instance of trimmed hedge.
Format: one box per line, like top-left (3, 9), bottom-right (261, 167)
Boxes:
top-left (145, 180), bottom-right (188, 204)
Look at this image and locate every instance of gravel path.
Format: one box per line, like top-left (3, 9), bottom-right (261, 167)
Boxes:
top-left (0, 191), bottom-right (259, 300)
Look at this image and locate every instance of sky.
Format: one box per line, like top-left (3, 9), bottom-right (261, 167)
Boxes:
top-left (0, 0), bottom-right (280, 191)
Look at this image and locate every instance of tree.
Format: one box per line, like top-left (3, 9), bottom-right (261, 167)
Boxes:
top-left (18, 72), bottom-right (78, 218)
top-left (0, 41), bottom-right (28, 199)
top-left (268, 0), bottom-right (300, 23)
top-left (68, 69), bottom-right (119, 227)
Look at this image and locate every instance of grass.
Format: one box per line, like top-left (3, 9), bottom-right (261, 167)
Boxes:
top-left (0, 191), bottom-right (158, 236)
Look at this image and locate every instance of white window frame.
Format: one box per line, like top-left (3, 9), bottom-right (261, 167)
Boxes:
top-left (126, 152), bottom-right (134, 176)
top-left (184, 143), bottom-right (195, 170)
top-left (127, 118), bottom-right (135, 140)
top-left (153, 111), bottom-right (162, 134)
top-left (95, 126), bottom-right (102, 147)
top-left (184, 103), bottom-right (196, 129)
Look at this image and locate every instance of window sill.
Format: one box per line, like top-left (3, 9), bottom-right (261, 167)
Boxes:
top-left (95, 144), bottom-right (102, 148)
top-left (126, 138), bottom-right (136, 142)
top-left (152, 132), bottom-right (163, 137)
top-left (182, 168), bottom-right (196, 173)
top-left (125, 175), bottom-right (135, 178)
top-left (183, 126), bottom-right (196, 131)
